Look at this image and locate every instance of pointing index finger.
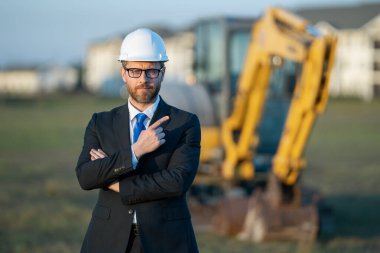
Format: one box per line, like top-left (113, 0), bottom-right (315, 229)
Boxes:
top-left (149, 116), bottom-right (169, 130)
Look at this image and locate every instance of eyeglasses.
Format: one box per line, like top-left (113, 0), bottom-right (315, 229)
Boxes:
top-left (123, 67), bottom-right (164, 79)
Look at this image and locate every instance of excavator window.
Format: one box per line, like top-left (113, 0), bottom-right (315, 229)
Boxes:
top-left (255, 59), bottom-right (301, 172)
top-left (194, 20), bottom-right (224, 93)
top-left (229, 30), bottom-right (251, 98)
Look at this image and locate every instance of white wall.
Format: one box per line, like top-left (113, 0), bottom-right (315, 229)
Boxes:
top-left (0, 70), bottom-right (40, 97)
top-left (164, 32), bottom-right (196, 85)
top-left (335, 30), bottom-right (373, 100)
top-left (318, 21), bottom-right (376, 101)
top-left (84, 37), bottom-right (122, 92)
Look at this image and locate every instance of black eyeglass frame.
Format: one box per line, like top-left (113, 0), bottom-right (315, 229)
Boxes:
top-left (123, 67), bottom-right (165, 79)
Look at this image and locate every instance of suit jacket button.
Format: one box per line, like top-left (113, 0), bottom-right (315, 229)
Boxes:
top-left (114, 168), bottom-right (120, 173)
top-left (128, 209), bottom-right (134, 215)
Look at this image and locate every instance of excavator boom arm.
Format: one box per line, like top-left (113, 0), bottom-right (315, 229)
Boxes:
top-left (221, 7), bottom-right (337, 185)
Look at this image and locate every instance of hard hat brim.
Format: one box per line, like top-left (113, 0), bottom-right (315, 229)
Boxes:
top-left (118, 55), bottom-right (169, 62)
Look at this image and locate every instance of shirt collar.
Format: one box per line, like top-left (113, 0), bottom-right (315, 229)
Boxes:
top-left (128, 96), bottom-right (160, 121)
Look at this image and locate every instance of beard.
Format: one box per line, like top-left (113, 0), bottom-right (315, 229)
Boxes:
top-left (127, 82), bottom-right (161, 104)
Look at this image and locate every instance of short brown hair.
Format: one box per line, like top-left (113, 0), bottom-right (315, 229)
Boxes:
top-left (121, 61), bottom-right (165, 69)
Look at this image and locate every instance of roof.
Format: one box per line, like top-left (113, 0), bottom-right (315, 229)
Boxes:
top-left (296, 2), bottom-right (380, 29)
top-left (0, 66), bottom-right (39, 71)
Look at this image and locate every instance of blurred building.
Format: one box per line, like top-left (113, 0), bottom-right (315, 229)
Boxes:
top-left (0, 65), bottom-right (79, 98)
top-left (298, 3), bottom-right (380, 101)
top-left (0, 68), bottom-right (40, 97)
top-left (164, 31), bottom-right (196, 85)
top-left (39, 66), bottom-right (78, 93)
top-left (83, 36), bottom-right (123, 94)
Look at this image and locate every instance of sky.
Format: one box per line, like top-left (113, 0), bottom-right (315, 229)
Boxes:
top-left (0, 0), bottom-right (376, 67)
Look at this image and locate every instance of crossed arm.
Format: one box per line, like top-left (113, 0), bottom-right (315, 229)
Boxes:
top-left (77, 113), bottom-right (201, 204)
top-left (89, 116), bottom-right (170, 192)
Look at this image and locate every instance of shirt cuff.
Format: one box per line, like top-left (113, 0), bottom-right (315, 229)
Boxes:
top-left (131, 144), bottom-right (138, 169)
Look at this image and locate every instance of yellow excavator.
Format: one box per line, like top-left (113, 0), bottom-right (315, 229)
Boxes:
top-left (162, 7), bottom-right (337, 242)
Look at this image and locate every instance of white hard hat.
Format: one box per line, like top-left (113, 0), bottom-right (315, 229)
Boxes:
top-left (118, 28), bottom-right (169, 62)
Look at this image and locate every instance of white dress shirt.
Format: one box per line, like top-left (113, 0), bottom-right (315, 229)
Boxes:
top-left (128, 96), bottom-right (160, 223)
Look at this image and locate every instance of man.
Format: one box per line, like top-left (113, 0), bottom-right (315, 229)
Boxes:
top-left (76, 28), bottom-right (201, 253)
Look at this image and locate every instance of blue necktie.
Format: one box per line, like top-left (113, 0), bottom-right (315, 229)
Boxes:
top-left (133, 113), bottom-right (147, 143)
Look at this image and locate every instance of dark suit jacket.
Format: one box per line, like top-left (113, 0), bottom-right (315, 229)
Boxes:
top-left (76, 98), bottom-right (201, 253)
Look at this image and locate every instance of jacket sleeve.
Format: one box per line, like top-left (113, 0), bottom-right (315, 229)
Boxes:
top-left (75, 113), bottom-right (134, 190)
top-left (119, 114), bottom-right (201, 205)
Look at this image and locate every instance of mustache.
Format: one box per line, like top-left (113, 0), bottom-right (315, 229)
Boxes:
top-left (136, 84), bottom-right (153, 89)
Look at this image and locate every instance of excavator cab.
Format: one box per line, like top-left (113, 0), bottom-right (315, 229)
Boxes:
top-left (255, 59), bottom-right (300, 172)
top-left (194, 17), bottom-right (253, 122)
top-left (193, 15), bottom-right (306, 181)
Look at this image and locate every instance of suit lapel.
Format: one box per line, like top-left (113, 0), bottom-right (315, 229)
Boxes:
top-left (149, 96), bottom-right (171, 129)
top-left (114, 103), bottom-right (131, 151)
top-left (113, 97), bottom-right (171, 151)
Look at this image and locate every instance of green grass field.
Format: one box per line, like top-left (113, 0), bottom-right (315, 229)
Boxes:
top-left (0, 95), bottom-right (379, 253)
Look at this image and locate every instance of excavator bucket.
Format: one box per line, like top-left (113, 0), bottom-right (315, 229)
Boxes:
top-left (212, 196), bottom-right (249, 236)
top-left (238, 190), bottom-right (319, 242)
top-left (210, 171), bottom-right (325, 243)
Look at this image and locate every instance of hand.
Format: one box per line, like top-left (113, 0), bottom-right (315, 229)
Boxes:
top-left (90, 148), bottom-right (108, 161)
top-left (108, 182), bottom-right (120, 192)
top-left (89, 149), bottom-right (119, 192)
top-left (133, 116), bottom-right (169, 158)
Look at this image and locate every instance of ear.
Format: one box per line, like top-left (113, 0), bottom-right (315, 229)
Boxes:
top-left (120, 67), bottom-right (127, 83)
top-left (160, 67), bottom-right (166, 80)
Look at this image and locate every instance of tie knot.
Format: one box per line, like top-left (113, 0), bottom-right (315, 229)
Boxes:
top-left (135, 113), bottom-right (147, 125)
